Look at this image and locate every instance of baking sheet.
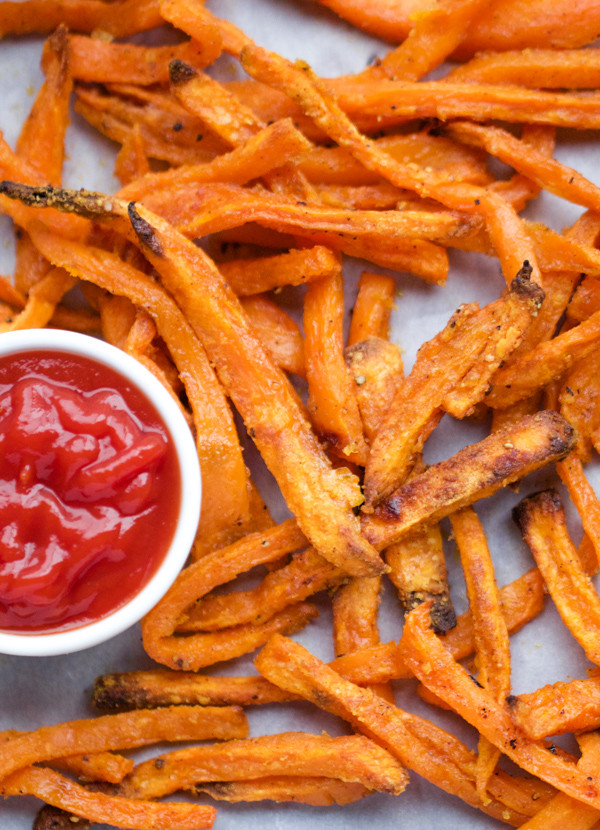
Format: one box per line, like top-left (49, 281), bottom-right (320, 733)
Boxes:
top-left (0, 0), bottom-right (598, 827)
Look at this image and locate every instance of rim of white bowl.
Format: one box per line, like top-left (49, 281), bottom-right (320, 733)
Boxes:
top-left (0, 328), bottom-right (201, 657)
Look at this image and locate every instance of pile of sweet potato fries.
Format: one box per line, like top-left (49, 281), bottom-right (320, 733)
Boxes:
top-left (1, 0), bottom-right (600, 828)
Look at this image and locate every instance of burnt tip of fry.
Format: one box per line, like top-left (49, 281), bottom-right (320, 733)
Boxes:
top-left (128, 202), bottom-right (163, 257)
top-left (512, 488), bottom-right (562, 530)
top-left (403, 591), bottom-right (457, 634)
top-left (510, 260), bottom-right (545, 307)
top-left (34, 804), bottom-right (89, 830)
top-left (0, 180), bottom-right (121, 219)
top-left (169, 58), bottom-right (199, 85)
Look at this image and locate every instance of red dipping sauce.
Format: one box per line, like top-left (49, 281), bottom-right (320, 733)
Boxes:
top-left (0, 350), bottom-right (181, 634)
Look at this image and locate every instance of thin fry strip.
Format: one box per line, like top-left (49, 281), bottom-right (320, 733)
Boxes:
top-left (255, 635), bottom-right (550, 824)
top-left (0, 706), bottom-right (248, 780)
top-left (93, 671), bottom-right (297, 711)
top-left (385, 520), bottom-right (456, 634)
top-left (177, 546), bottom-right (340, 633)
top-left (218, 245), bottom-right (341, 296)
top-left (0, 0), bottom-right (163, 37)
top-left (310, 0), bottom-right (600, 55)
top-left (240, 294), bottom-right (305, 378)
top-left (557, 455), bottom-right (600, 573)
top-left (362, 411), bottom-right (575, 551)
top-left (304, 267), bottom-right (368, 464)
top-left (398, 603), bottom-right (600, 808)
top-left (68, 36), bottom-right (220, 85)
top-left (514, 489), bottom-right (600, 665)
top-left (1, 766), bottom-right (216, 830)
top-left (361, 0), bottom-right (493, 82)
top-left (447, 48), bottom-right (600, 88)
top-left (0, 267), bottom-right (75, 333)
top-left (119, 733), bottom-right (408, 800)
top-left (347, 272), bottom-right (395, 346)
top-left (52, 752), bottom-right (134, 784)
top-left (345, 337), bottom-right (404, 443)
top-left (450, 507), bottom-right (510, 797)
top-left (194, 776), bottom-right (370, 806)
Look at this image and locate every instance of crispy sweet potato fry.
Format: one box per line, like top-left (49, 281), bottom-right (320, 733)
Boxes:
top-left (119, 733), bottom-right (408, 801)
top-left (0, 0), bottom-right (163, 38)
top-left (255, 635), bottom-right (552, 824)
top-left (450, 507), bottom-right (510, 797)
top-left (362, 411), bottom-right (575, 550)
top-left (311, 0), bottom-right (600, 55)
top-left (557, 455), bottom-right (600, 573)
top-left (0, 706), bottom-right (248, 780)
top-left (398, 603), bottom-right (600, 808)
top-left (514, 490), bottom-right (600, 666)
top-left (509, 676), bottom-right (600, 740)
top-left (240, 293), bottom-right (306, 378)
top-left (448, 48), bottom-right (600, 88)
top-left (195, 776), bottom-right (370, 806)
top-left (218, 245), bottom-right (341, 296)
top-left (93, 671), bottom-right (297, 711)
top-left (1, 766), bottom-right (216, 830)
top-left (345, 336), bottom-right (404, 443)
top-left (304, 266), bottom-right (368, 464)
top-left (348, 271), bottom-right (395, 346)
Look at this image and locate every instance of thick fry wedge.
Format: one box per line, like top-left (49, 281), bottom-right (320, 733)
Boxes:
top-left (362, 411), bottom-right (575, 550)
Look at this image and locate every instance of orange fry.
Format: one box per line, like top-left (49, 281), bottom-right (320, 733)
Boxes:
top-left (514, 489), bottom-right (600, 665)
top-left (0, 0), bottom-right (163, 37)
top-left (509, 676), bottom-right (600, 740)
top-left (557, 455), bottom-right (600, 573)
top-left (217, 245), bottom-right (341, 296)
top-left (448, 47), bottom-right (600, 88)
top-left (1, 766), bottom-right (216, 830)
top-left (363, 411), bottom-right (575, 550)
top-left (240, 293), bottom-right (305, 378)
top-left (348, 271), bottom-right (395, 346)
top-left (0, 706), bottom-right (248, 780)
top-left (304, 266), bottom-right (368, 464)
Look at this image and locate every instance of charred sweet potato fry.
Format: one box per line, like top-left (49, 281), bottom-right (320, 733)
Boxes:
top-left (362, 411), bottom-right (575, 550)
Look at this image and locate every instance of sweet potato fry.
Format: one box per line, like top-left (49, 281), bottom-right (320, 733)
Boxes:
top-left (177, 546), bottom-right (340, 633)
top-left (514, 490), bottom-right (600, 666)
top-left (1, 766), bottom-right (216, 830)
top-left (52, 751), bottom-right (134, 784)
top-left (118, 732), bottom-right (408, 801)
top-left (195, 776), bottom-right (370, 806)
top-left (348, 271), bottom-right (395, 345)
top-left (509, 676), bottom-right (600, 740)
top-left (0, 706), bottom-right (248, 780)
top-left (311, 0), bottom-right (600, 55)
top-left (363, 411), bottom-right (575, 550)
top-left (240, 293), bottom-right (306, 378)
top-left (398, 603), bottom-right (600, 809)
top-left (448, 47), bottom-right (600, 88)
top-left (93, 671), bottom-right (296, 712)
top-left (345, 336), bottom-right (404, 443)
top-left (558, 351), bottom-right (600, 461)
top-left (218, 245), bottom-right (340, 296)
top-left (0, 0), bottom-right (163, 38)
top-left (26, 224), bottom-right (250, 548)
top-left (68, 36), bottom-right (219, 85)
top-left (159, 0), bottom-right (250, 56)
top-left (385, 516), bottom-right (456, 634)
top-left (304, 266), bottom-right (368, 464)
top-left (255, 634), bottom-right (552, 823)
top-left (450, 507), bottom-right (510, 797)
top-left (557, 455), bottom-right (600, 573)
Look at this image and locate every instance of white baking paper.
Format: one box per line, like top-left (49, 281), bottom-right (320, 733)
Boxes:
top-left (0, 1), bottom-right (598, 828)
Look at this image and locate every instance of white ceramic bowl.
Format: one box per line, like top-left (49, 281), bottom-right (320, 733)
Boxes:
top-left (0, 328), bottom-right (201, 656)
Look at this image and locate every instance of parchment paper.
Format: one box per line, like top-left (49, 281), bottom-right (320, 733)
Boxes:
top-left (0, 1), bottom-right (598, 827)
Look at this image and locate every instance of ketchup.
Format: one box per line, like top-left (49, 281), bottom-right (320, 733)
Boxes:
top-left (0, 350), bottom-right (181, 633)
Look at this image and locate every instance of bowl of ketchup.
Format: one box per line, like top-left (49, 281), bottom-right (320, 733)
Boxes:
top-left (0, 328), bottom-right (201, 656)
